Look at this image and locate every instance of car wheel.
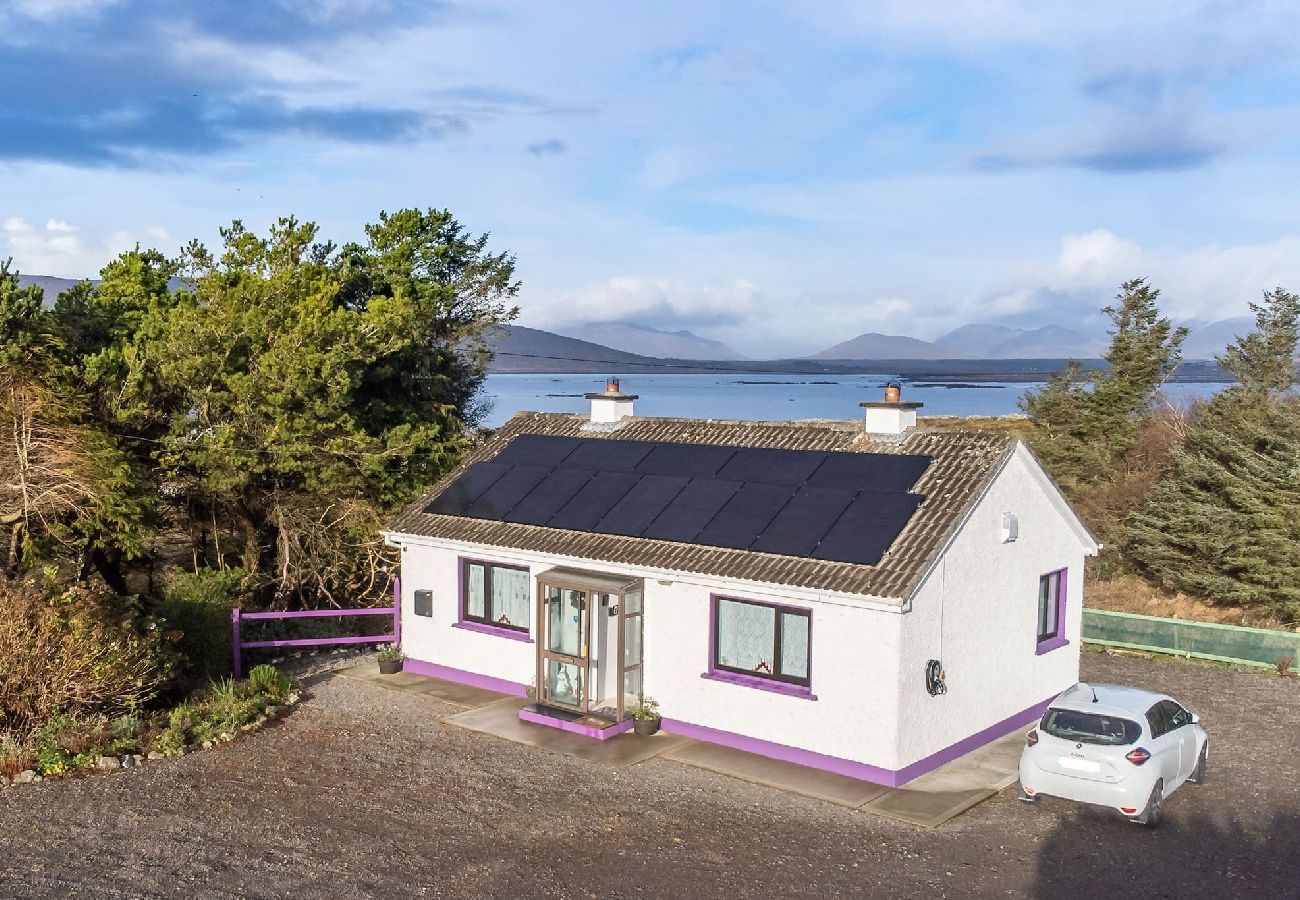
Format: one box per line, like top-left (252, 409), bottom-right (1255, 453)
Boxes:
top-left (1017, 783), bottom-right (1037, 803)
top-left (1187, 744), bottom-right (1208, 785)
top-left (1132, 780), bottom-right (1164, 827)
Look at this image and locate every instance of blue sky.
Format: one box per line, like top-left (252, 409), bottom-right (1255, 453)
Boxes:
top-left (3, 0), bottom-right (1300, 356)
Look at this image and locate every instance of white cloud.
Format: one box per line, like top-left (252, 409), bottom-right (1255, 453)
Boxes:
top-left (529, 276), bottom-right (762, 329)
top-left (974, 229), bottom-right (1300, 330)
top-left (1, 216), bottom-right (177, 278)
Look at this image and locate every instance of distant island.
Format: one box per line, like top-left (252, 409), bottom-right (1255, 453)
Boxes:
top-left (484, 324), bottom-right (1232, 382)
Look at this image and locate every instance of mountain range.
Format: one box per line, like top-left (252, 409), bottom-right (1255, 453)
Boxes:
top-left (557, 322), bottom-right (745, 360)
top-left (13, 273), bottom-right (1249, 363)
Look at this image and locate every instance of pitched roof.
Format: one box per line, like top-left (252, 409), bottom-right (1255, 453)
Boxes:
top-left (386, 413), bottom-right (1017, 601)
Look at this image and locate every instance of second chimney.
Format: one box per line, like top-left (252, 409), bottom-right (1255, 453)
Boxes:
top-left (860, 381), bottom-right (922, 437)
top-left (585, 377), bottom-right (638, 425)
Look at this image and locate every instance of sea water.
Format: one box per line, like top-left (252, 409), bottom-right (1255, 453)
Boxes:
top-left (480, 373), bottom-right (1229, 428)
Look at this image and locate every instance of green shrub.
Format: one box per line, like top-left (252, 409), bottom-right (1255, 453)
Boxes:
top-left (152, 669), bottom-right (294, 751)
top-left (156, 567), bottom-right (249, 686)
top-left (246, 664), bottom-right (290, 701)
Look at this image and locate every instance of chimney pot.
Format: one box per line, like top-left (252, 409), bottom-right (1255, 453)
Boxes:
top-left (860, 382), bottom-right (922, 437)
top-left (584, 378), bottom-right (638, 425)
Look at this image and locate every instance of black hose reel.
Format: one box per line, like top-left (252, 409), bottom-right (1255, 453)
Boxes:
top-left (925, 659), bottom-right (947, 696)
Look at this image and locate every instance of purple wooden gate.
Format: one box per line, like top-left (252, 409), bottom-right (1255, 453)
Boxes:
top-left (231, 580), bottom-right (401, 679)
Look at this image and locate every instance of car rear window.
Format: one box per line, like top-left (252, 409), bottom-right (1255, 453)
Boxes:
top-left (1041, 708), bottom-right (1141, 746)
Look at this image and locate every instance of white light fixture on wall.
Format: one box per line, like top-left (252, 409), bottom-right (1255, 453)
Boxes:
top-left (1001, 512), bottom-right (1019, 543)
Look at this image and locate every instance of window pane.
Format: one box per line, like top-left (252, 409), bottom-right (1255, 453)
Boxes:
top-left (779, 612), bottom-right (809, 680)
top-left (622, 666), bottom-right (642, 714)
top-left (548, 588), bottom-right (584, 657)
top-left (491, 566), bottom-right (530, 630)
top-left (716, 599), bottom-right (776, 674)
top-left (1037, 573), bottom-right (1059, 640)
top-left (623, 590), bottom-right (642, 615)
top-left (466, 563), bottom-right (486, 619)
top-left (545, 658), bottom-right (583, 708)
top-left (624, 614), bottom-right (642, 666)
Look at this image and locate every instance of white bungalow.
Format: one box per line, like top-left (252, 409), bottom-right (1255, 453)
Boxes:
top-left (383, 381), bottom-right (1098, 786)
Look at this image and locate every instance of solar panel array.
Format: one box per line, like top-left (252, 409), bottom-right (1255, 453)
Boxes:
top-left (426, 435), bottom-right (931, 566)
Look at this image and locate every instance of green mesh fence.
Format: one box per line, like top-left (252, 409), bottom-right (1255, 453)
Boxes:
top-left (1083, 609), bottom-right (1300, 670)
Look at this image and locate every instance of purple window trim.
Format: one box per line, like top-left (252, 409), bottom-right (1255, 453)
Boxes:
top-left (661, 694), bottom-right (1055, 788)
top-left (1034, 636), bottom-right (1070, 656)
top-left (458, 555), bottom-right (531, 636)
top-left (700, 670), bottom-right (818, 700)
top-left (452, 621), bottom-right (535, 643)
top-left (1036, 567), bottom-right (1068, 651)
top-left (707, 593), bottom-right (813, 692)
top-left (402, 657), bottom-right (529, 698)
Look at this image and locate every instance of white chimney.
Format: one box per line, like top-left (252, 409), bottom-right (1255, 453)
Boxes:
top-left (585, 378), bottom-right (637, 424)
top-left (860, 381), bottom-right (922, 437)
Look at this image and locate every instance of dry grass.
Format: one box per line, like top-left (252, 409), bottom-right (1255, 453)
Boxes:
top-left (1086, 575), bottom-right (1295, 631)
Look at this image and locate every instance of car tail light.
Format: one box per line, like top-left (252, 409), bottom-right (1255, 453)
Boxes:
top-left (1026, 729), bottom-right (1039, 747)
top-left (1120, 806), bottom-right (1138, 815)
top-left (1125, 747), bottom-right (1151, 765)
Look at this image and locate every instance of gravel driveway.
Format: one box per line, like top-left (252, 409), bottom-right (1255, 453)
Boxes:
top-left (2, 651), bottom-right (1297, 899)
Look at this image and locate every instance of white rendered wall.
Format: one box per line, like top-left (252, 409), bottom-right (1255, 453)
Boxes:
top-left (392, 537), bottom-right (907, 769)
top-left (397, 542), bottom-right (537, 688)
top-left (893, 443), bottom-right (1092, 769)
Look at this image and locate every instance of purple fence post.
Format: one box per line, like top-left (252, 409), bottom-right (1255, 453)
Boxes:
top-left (231, 607), bottom-right (243, 680)
top-left (392, 573), bottom-right (402, 648)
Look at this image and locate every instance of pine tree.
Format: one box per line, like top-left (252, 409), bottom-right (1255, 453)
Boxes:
top-left (1021, 278), bottom-right (1187, 495)
top-left (1125, 285), bottom-right (1300, 621)
top-left (1125, 396), bottom-right (1300, 620)
top-left (1216, 287), bottom-right (1300, 397)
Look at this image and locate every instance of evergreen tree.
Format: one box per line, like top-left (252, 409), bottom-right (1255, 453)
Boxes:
top-left (1021, 278), bottom-right (1187, 495)
top-left (1125, 395), bottom-right (1300, 621)
top-left (1216, 287), bottom-right (1300, 397)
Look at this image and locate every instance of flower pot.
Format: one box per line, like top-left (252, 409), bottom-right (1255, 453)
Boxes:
top-left (633, 716), bottom-right (661, 737)
top-left (378, 659), bottom-right (402, 675)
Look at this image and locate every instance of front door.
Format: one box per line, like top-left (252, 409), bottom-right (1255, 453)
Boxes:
top-left (539, 585), bottom-right (588, 711)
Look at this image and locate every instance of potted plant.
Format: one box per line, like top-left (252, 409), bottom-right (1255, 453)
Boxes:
top-left (631, 697), bottom-right (661, 736)
top-left (376, 644), bottom-right (404, 675)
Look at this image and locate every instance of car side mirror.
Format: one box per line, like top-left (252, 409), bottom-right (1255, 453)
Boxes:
top-left (1189, 712), bottom-right (1200, 725)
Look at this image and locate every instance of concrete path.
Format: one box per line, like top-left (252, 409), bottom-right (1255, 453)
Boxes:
top-left (341, 661), bottom-right (1025, 827)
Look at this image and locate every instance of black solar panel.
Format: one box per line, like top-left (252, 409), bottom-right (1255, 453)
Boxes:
top-left (750, 487), bottom-right (857, 557)
top-left (464, 464), bottom-right (553, 519)
top-left (502, 468), bottom-right (593, 524)
top-left (428, 435), bottom-right (931, 565)
top-left (805, 453), bottom-right (929, 493)
top-left (548, 471), bottom-right (642, 531)
top-left (694, 482), bottom-right (799, 550)
top-left (593, 474), bottom-right (690, 535)
top-left (425, 462), bottom-right (510, 514)
top-left (562, 439), bottom-right (656, 472)
top-left (493, 434), bottom-right (582, 468)
top-left (636, 442), bottom-right (737, 477)
top-left (812, 492), bottom-right (925, 565)
top-left (642, 477), bottom-right (743, 543)
top-left (716, 447), bottom-right (828, 485)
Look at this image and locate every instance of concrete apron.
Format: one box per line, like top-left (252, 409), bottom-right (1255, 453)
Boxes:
top-left (342, 663), bottom-right (1023, 828)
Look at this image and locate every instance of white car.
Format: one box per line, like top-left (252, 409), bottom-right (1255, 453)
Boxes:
top-left (1017, 682), bottom-right (1208, 826)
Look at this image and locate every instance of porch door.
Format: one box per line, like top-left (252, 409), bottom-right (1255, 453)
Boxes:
top-left (539, 585), bottom-right (588, 712)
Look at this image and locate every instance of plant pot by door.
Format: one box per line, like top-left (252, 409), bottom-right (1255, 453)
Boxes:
top-left (633, 716), bottom-right (661, 736)
top-left (378, 659), bottom-right (402, 675)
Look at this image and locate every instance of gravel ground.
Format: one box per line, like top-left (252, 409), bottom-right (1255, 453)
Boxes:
top-left (2, 650), bottom-right (1297, 899)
